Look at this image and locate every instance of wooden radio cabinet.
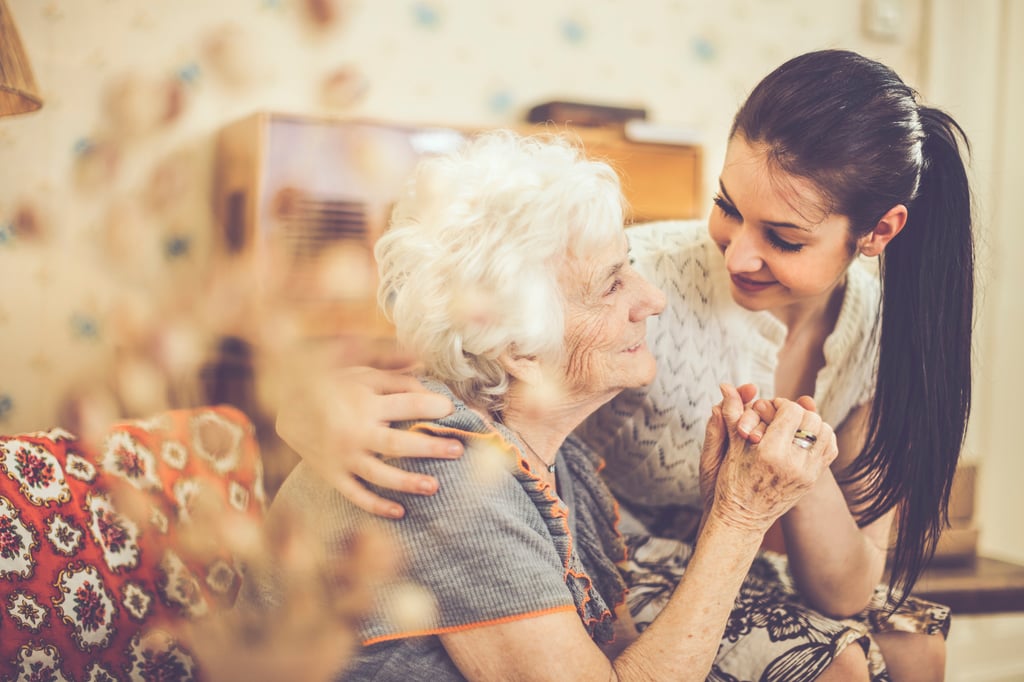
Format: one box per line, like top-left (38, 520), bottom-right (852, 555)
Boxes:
top-left (212, 112), bottom-right (702, 340)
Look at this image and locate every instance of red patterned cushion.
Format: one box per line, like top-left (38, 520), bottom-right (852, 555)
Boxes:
top-left (0, 405), bottom-right (265, 681)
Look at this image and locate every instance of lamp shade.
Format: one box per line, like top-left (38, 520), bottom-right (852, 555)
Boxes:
top-left (0, 0), bottom-right (42, 117)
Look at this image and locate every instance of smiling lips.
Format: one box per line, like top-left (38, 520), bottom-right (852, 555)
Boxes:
top-left (623, 340), bottom-right (646, 353)
top-left (730, 274), bottom-right (776, 293)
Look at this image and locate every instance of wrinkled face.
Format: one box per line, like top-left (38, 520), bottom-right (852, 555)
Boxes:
top-left (708, 135), bottom-right (860, 314)
top-left (558, 232), bottom-right (666, 403)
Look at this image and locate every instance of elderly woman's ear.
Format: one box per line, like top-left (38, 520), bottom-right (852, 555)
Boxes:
top-left (498, 348), bottom-right (542, 384)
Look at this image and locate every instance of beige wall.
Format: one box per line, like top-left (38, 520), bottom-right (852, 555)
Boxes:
top-left (923, 0), bottom-right (1024, 564)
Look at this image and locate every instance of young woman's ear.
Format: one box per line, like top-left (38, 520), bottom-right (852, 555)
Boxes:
top-left (858, 204), bottom-right (908, 257)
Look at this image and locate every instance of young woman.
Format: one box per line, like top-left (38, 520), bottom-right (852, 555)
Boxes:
top-left (278, 50), bottom-right (973, 681)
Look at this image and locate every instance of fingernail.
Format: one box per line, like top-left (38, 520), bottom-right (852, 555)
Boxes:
top-left (387, 506), bottom-right (404, 519)
top-left (446, 442), bottom-right (463, 457)
top-left (418, 479), bottom-right (438, 494)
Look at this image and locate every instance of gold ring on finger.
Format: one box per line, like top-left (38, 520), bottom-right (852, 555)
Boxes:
top-left (792, 429), bottom-right (817, 450)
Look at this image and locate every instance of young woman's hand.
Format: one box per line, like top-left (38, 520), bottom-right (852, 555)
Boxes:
top-left (738, 393), bottom-right (818, 443)
top-left (276, 366), bottom-right (464, 518)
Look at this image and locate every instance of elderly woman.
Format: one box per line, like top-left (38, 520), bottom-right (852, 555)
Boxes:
top-left (239, 131), bottom-right (836, 681)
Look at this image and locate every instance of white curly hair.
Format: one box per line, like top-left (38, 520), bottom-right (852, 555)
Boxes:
top-left (374, 130), bottom-right (626, 414)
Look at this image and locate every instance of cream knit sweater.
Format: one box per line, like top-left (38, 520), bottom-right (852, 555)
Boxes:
top-left (577, 220), bottom-right (881, 514)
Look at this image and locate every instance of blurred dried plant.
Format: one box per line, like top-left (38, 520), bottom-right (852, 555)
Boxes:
top-left (520, 366), bottom-right (568, 421)
top-left (104, 473), bottom-right (397, 682)
top-left (57, 384), bottom-right (122, 452)
top-left (2, 11), bottom-right (443, 672)
top-left (177, 488), bottom-right (396, 682)
top-left (315, 242), bottom-right (376, 301)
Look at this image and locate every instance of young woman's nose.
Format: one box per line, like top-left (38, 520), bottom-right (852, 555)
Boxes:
top-left (722, 226), bottom-right (764, 274)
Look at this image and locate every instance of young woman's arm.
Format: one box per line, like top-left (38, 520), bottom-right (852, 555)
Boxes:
top-left (775, 403), bottom-right (895, 616)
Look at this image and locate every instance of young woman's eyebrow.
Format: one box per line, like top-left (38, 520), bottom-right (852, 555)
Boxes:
top-left (719, 180), bottom-right (812, 232)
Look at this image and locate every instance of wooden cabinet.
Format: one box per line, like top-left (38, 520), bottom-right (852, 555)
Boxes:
top-left (551, 125), bottom-right (703, 223)
top-left (213, 113), bottom-right (469, 340)
top-left (212, 113), bottom-right (703, 341)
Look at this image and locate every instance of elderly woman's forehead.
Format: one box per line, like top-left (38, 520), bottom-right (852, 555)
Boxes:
top-left (560, 235), bottom-right (628, 277)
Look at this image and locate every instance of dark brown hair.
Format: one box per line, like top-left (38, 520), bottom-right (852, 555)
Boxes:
top-left (732, 49), bottom-right (974, 598)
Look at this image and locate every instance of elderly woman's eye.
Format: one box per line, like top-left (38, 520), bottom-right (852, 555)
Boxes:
top-left (607, 278), bottom-right (623, 295)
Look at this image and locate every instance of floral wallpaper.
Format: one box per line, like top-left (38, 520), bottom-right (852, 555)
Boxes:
top-left (0, 0), bottom-right (924, 433)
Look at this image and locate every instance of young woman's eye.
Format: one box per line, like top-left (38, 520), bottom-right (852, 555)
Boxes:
top-left (713, 194), bottom-right (741, 220)
top-left (766, 230), bottom-right (804, 253)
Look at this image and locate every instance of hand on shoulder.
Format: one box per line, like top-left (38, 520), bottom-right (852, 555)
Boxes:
top-left (276, 365), bottom-right (464, 519)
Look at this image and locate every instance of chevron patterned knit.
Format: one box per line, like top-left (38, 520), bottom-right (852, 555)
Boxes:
top-left (576, 220), bottom-right (881, 528)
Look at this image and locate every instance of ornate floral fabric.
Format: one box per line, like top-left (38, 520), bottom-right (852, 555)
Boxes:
top-left (622, 534), bottom-right (951, 682)
top-left (0, 406), bottom-right (265, 681)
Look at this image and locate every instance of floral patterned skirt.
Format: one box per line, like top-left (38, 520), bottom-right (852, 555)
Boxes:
top-left (621, 534), bottom-right (951, 682)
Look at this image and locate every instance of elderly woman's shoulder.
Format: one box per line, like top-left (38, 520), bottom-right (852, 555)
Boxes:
top-left (389, 379), bottom-right (513, 460)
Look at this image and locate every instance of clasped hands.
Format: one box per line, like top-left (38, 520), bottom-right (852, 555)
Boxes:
top-left (698, 383), bottom-right (838, 535)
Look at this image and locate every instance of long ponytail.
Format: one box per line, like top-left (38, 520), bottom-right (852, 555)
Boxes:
top-left (856, 108), bottom-right (974, 596)
top-left (732, 50), bottom-right (975, 597)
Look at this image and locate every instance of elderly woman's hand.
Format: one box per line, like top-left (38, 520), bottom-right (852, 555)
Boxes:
top-left (705, 384), bottom-right (838, 534)
top-left (275, 366), bottom-right (464, 519)
top-left (699, 383), bottom-right (760, 519)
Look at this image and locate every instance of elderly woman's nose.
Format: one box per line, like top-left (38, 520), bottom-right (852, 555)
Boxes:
top-left (631, 277), bottom-right (667, 320)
